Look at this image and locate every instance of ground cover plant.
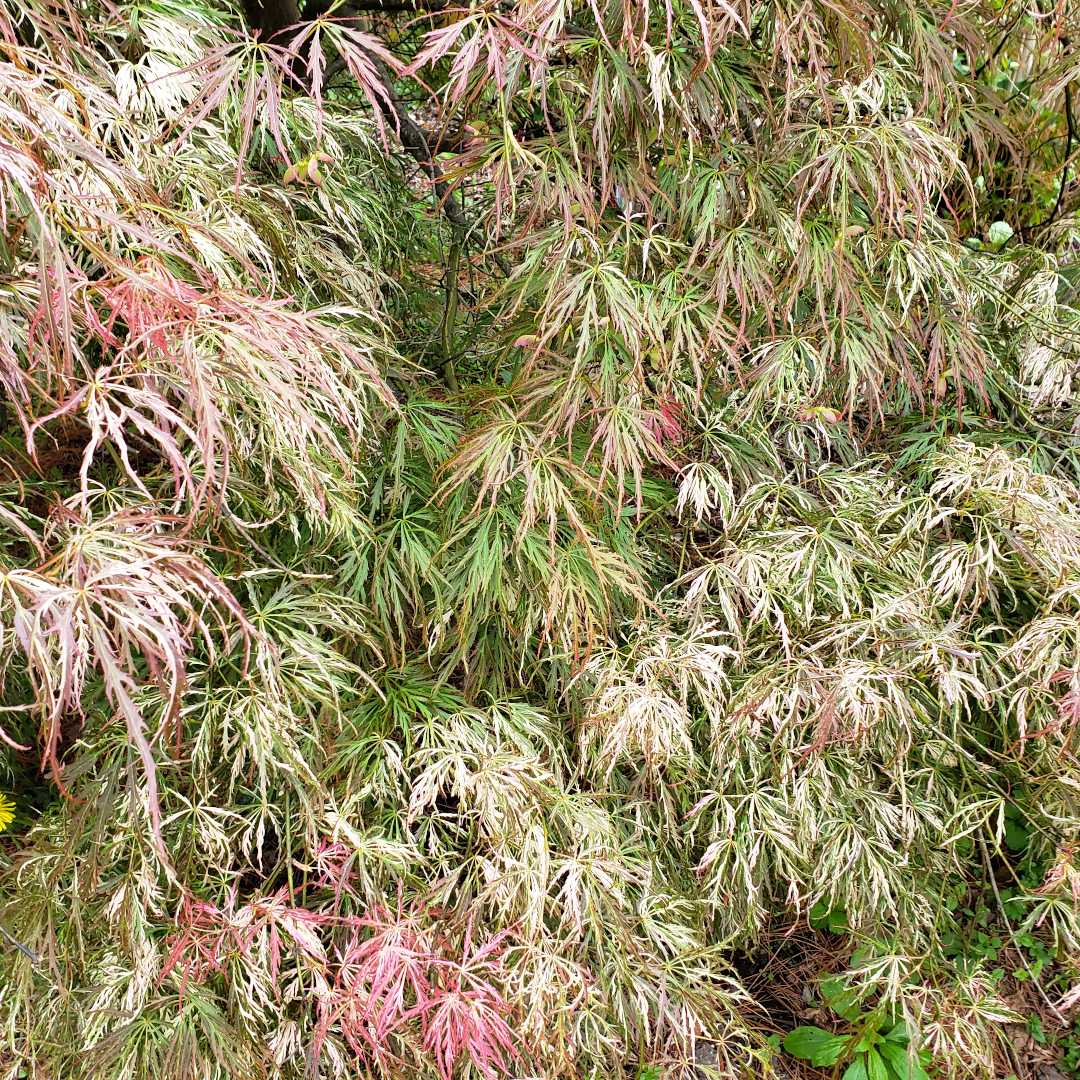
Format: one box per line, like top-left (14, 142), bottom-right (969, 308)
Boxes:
top-left (2, 0), bottom-right (1080, 1078)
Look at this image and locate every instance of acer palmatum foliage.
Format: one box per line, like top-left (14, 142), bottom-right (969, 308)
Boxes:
top-left (163, 885), bottom-right (519, 1080)
top-left (2, 0), bottom-right (1080, 1078)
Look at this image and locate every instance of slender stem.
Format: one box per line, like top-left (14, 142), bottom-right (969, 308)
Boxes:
top-left (1049, 81), bottom-right (1076, 227)
top-left (338, 12), bottom-right (512, 274)
top-left (979, 838), bottom-right (1067, 1025)
top-left (332, 0), bottom-right (449, 9)
top-left (0, 922), bottom-right (38, 962)
top-left (285, 788), bottom-right (295, 901)
top-left (441, 232), bottom-right (462, 393)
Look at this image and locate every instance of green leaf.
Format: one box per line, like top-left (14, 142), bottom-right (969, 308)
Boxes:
top-left (820, 974), bottom-right (863, 1021)
top-left (988, 220), bottom-right (1014, 244)
top-left (783, 1028), bottom-right (847, 1066)
top-left (883, 1022), bottom-right (910, 1044)
top-left (1004, 820), bottom-right (1029, 850)
top-left (880, 1040), bottom-right (931, 1080)
top-left (843, 1057), bottom-right (869, 1080)
top-left (868, 1048), bottom-right (889, 1080)
top-left (809, 902), bottom-right (850, 934)
top-left (879, 1042), bottom-right (910, 1080)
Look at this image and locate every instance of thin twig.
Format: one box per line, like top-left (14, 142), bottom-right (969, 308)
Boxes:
top-left (441, 230), bottom-right (462, 392)
top-left (1048, 81), bottom-right (1076, 228)
top-left (979, 838), bottom-right (1067, 1025)
top-left (0, 922), bottom-right (38, 962)
top-left (332, 4), bottom-right (513, 274)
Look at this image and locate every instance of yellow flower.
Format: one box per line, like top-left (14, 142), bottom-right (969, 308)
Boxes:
top-left (0, 795), bottom-right (14, 831)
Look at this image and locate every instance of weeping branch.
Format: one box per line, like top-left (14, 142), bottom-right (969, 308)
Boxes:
top-left (1050, 81), bottom-right (1077, 226)
top-left (335, 0), bottom-right (450, 9)
top-left (366, 61), bottom-right (512, 273)
top-left (285, 0), bottom-right (511, 272)
top-left (363, 50), bottom-right (471, 232)
top-left (441, 233), bottom-right (462, 392)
